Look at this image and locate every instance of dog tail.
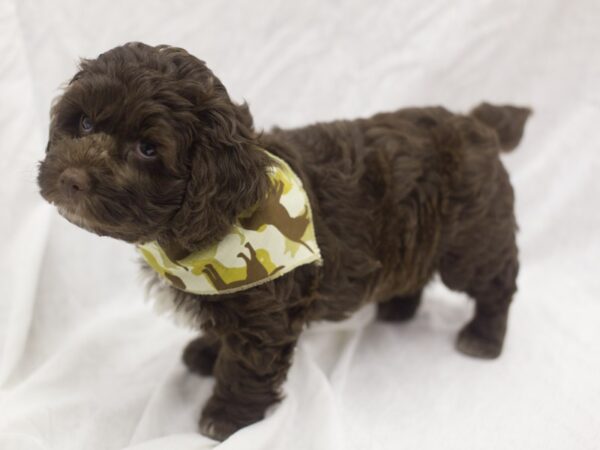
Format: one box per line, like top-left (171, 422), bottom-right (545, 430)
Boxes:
top-left (470, 103), bottom-right (532, 152)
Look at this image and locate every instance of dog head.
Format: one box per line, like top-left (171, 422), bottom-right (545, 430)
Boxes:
top-left (38, 42), bottom-right (269, 256)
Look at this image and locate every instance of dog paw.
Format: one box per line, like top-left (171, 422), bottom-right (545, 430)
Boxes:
top-left (182, 336), bottom-right (220, 376)
top-left (199, 397), bottom-right (262, 441)
top-left (199, 413), bottom-right (241, 441)
top-left (455, 322), bottom-right (503, 359)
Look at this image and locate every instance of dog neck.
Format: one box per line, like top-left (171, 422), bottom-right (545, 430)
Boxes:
top-left (156, 235), bottom-right (191, 261)
top-left (138, 150), bottom-right (322, 296)
top-left (157, 143), bottom-right (272, 260)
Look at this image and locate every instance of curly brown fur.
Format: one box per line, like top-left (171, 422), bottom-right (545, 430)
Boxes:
top-left (37, 42), bottom-right (531, 441)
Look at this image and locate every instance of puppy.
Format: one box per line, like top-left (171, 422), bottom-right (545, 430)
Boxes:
top-left (38, 42), bottom-right (530, 440)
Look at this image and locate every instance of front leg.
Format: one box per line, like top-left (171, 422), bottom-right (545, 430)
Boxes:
top-left (183, 332), bottom-right (221, 376)
top-left (199, 332), bottom-right (297, 440)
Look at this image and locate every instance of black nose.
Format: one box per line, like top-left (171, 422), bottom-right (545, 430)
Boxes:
top-left (59, 168), bottom-right (91, 197)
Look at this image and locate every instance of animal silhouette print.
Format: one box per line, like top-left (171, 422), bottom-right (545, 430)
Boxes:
top-left (164, 271), bottom-right (187, 290)
top-left (239, 180), bottom-right (313, 253)
top-left (202, 242), bottom-right (284, 291)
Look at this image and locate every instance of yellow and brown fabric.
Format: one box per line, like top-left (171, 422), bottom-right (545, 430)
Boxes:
top-left (137, 150), bottom-right (322, 295)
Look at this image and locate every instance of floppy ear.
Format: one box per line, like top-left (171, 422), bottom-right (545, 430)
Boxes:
top-left (162, 47), bottom-right (271, 253)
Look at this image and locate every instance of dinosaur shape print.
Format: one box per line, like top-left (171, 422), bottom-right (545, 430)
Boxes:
top-left (202, 242), bottom-right (284, 292)
top-left (239, 180), bottom-right (314, 253)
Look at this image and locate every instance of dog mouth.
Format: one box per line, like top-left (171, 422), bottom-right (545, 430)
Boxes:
top-left (38, 159), bottom-right (168, 244)
top-left (40, 182), bottom-right (112, 237)
top-left (52, 200), bottom-right (107, 236)
top-left (39, 165), bottom-right (125, 238)
top-left (48, 194), bottom-right (152, 244)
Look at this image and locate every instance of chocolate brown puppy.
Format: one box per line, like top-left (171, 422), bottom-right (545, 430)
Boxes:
top-left (37, 42), bottom-right (530, 440)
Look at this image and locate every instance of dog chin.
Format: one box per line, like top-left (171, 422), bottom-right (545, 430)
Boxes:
top-left (56, 205), bottom-right (105, 235)
top-left (55, 204), bottom-right (147, 244)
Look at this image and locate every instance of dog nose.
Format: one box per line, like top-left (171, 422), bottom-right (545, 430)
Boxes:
top-left (59, 168), bottom-right (91, 197)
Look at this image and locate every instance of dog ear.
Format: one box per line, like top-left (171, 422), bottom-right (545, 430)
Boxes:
top-left (163, 47), bottom-right (271, 252)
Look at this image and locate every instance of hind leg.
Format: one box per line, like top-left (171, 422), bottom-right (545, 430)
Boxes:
top-left (377, 289), bottom-right (423, 322)
top-left (442, 251), bottom-right (518, 359)
top-left (456, 268), bottom-right (516, 358)
top-left (440, 194), bottom-right (519, 360)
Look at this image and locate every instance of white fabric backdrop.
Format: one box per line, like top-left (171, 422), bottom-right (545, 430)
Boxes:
top-left (1, 0), bottom-right (599, 449)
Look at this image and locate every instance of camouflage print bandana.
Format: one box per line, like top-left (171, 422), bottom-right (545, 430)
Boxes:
top-left (137, 150), bottom-right (322, 295)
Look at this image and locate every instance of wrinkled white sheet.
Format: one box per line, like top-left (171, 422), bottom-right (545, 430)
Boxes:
top-left (1, 0), bottom-right (599, 449)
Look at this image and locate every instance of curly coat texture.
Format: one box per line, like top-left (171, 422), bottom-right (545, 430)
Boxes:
top-left (37, 42), bottom-right (531, 440)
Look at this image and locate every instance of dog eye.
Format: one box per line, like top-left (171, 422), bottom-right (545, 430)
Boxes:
top-left (137, 141), bottom-right (158, 159)
top-left (80, 115), bottom-right (94, 133)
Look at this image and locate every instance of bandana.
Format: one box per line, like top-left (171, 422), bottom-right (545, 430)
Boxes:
top-left (137, 150), bottom-right (322, 295)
